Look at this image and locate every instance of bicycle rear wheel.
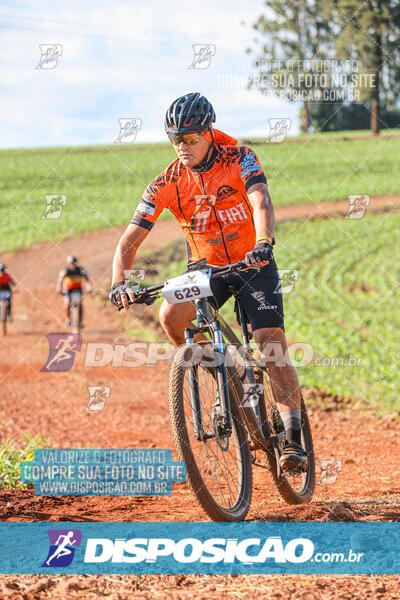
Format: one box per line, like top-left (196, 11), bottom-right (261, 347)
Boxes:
top-left (254, 360), bottom-right (315, 504)
top-left (1, 300), bottom-right (7, 336)
top-left (168, 344), bottom-right (252, 521)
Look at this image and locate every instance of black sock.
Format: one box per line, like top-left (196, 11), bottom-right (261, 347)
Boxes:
top-left (280, 409), bottom-right (302, 445)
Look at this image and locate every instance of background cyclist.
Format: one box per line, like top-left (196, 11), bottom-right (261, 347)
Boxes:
top-left (0, 263), bottom-right (18, 321)
top-left (57, 256), bottom-right (92, 328)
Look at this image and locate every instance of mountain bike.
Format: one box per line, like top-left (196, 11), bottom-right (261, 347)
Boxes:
top-left (120, 259), bottom-right (315, 521)
top-left (0, 290), bottom-right (12, 336)
top-left (69, 290), bottom-right (84, 334)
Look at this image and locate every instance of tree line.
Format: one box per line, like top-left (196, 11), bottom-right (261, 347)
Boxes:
top-left (248, 0), bottom-right (400, 133)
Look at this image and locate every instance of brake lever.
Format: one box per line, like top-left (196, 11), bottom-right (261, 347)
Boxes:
top-left (117, 291), bottom-right (159, 310)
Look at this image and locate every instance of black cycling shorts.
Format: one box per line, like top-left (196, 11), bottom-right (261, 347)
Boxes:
top-left (209, 259), bottom-right (284, 332)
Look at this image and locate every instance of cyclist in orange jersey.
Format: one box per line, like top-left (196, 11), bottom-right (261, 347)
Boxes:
top-left (57, 256), bottom-right (91, 327)
top-left (110, 93), bottom-right (306, 471)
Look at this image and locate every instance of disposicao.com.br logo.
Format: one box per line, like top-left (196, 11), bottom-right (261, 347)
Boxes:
top-left (37, 530), bottom-right (365, 572)
top-left (83, 536), bottom-right (321, 564)
top-left (42, 529), bottom-right (82, 567)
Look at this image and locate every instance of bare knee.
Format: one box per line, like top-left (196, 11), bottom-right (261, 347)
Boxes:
top-left (159, 301), bottom-right (195, 344)
top-left (159, 302), bottom-right (180, 332)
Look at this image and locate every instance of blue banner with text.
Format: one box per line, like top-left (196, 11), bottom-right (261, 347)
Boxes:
top-left (0, 522), bottom-right (399, 574)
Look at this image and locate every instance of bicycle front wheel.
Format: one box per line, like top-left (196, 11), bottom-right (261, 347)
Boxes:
top-left (168, 344), bottom-right (252, 521)
top-left (70, 301), bottom-right (81, 334)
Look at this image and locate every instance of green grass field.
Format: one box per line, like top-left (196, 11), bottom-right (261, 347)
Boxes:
top-left (136, 211), bottom-right (399, 413)
top-left (273, 211), bottom-right (399, 412)
top-left (1, 131), bottom-right (399, 252)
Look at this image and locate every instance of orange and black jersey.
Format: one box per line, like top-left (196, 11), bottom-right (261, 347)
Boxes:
top-left (59, 266), bottom-right (88, 292)
top-left (131, 144), bottom-right (267, 266)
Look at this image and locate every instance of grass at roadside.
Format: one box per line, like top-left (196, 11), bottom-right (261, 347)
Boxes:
top-left (1, 131), bottom-right (399, 252)
top-left (129, 211), bottom-right (399, 413)
top-left (0, 435), bottom-right (49, 489)
top-left (272, 211), bottom-right (399, 413)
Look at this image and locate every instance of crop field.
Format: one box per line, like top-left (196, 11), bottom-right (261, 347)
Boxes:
top-left (1, 131), bottom-right (399, 252)
top-left (272, 211), bottom-right (399, 411)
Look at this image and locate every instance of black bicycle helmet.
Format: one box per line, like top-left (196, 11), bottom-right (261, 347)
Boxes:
top-left (164, 92), bottom-right (216, 134)
top-left (66, 256), bottom-right (78, 264)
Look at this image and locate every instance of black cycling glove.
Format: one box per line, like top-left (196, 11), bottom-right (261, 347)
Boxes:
top-left (109, 280), bottom-right (157, 307)
top-left (245, 242), bottom-right (273, 266)
top-left (109, 281), bottom-right (134, 307)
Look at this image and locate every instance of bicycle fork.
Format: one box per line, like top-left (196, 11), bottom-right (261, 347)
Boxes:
top-left (184, 298), bottom-right (232, 444)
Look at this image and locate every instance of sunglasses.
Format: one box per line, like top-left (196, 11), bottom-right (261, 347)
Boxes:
top-left (167, 132), bottom-right (204, 146)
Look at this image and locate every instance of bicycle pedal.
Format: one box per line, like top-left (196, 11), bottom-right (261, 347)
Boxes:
top-left (284, 466), bottom-right (304, 477)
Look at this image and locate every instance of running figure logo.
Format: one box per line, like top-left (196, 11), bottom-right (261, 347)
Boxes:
top-left (188, 44), bottom-right (216, 69)
top-left (267, 118), bottom-right (291, 143)
top-left (242, 383), bottom-right (263, 408)
top-left (274, 270), bottom-right (299, 294)
top-left (41, 333), bottom-right (82, 372)
top-left (115, 118), bottom-right (142, 143)
top-left (85, 386), bottom-right (110, 411)
top-left (318, 459), bottom-right (343, 485)
top-left (346, 195), bottom-right (370, 219)
top-left (123, 269), bottom-right (145, 291)
top-left (35, 44), bottom-right (63, 69)
top-left (42, 529), bottom-right (82, 567)
top-left (41, 195), bottom-right (67, 219)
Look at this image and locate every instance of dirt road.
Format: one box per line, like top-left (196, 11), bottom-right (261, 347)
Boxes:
top-left (0, 198), bottom-right (399, 598)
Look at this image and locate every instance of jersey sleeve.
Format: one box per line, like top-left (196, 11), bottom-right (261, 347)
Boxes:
top-left (131, 174), bottom-right (171, 231)
top-left (79, 267), bottom-right (89, 280)
top-left (237, 146), bottom-right (267, 191)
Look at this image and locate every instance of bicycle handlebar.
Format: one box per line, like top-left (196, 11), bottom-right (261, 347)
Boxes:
top-left (116, 260), bottom-right (261, 311)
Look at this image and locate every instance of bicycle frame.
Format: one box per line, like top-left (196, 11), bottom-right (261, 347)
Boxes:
top-left (183, 293), bottom-right (282, 472)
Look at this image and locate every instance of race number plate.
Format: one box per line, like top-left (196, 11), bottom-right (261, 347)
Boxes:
top-left (162, 269), bottom-right (212, 304)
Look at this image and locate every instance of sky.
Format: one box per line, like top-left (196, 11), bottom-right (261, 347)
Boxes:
top-left (0, 1), bottom-right (300, 148)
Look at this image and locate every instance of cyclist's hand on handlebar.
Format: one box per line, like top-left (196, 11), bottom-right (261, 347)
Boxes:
top-left (245, 241), bottom-right (273, 266)
top-left (109, 280), bottom-right (136, 310)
